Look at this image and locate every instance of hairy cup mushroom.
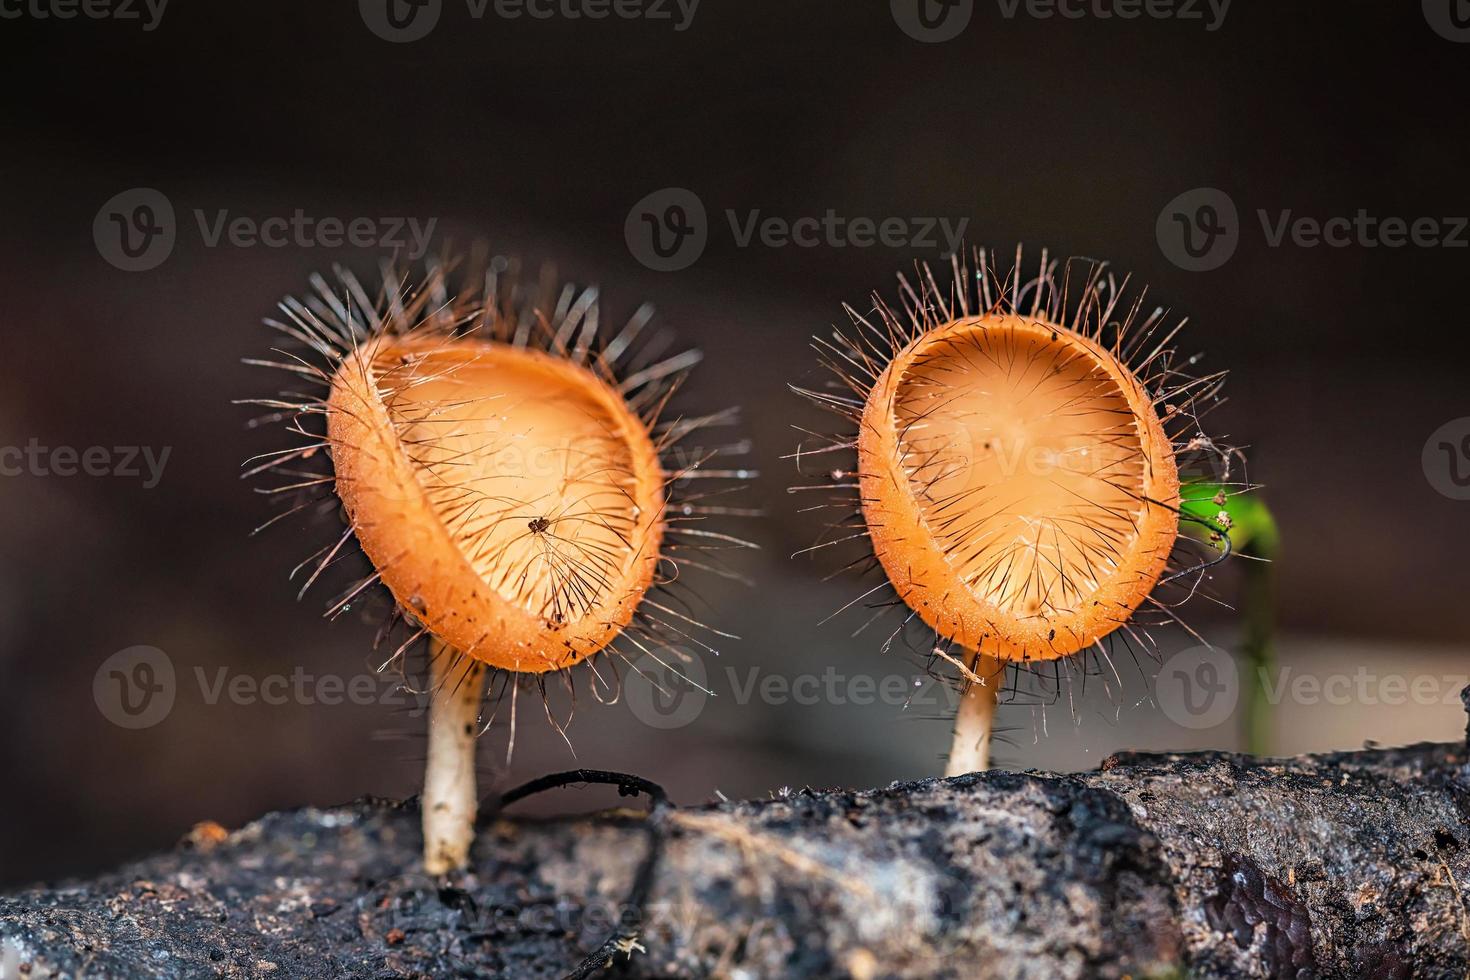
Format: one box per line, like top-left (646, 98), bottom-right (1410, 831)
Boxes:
top-left (245, 256), bottom-right (748, 872)
top-left (795, 247), bottom-right (1237, 774)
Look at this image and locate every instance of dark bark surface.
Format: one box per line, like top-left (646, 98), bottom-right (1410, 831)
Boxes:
top-left (3, 699), bottom-right (1468, 979)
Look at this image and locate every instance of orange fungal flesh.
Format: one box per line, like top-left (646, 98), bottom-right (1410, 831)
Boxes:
top-left (326, 337), bottom-right (664, 673)
top-left (859, 314), bottom-right (1179, 661)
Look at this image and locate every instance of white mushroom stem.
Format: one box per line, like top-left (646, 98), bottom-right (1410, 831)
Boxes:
top-left (945, 651), bottom-right (1003, 776)
top-left (422, 640), bottom-right (485, 874)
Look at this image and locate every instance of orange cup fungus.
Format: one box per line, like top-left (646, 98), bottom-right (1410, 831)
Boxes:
top-left (858, 312), bottom-right (1180, 662)
top-left (326, 336), bottom-right (666, 673)
top-left (248, 258), bottom-right (745, 870)
top-left (797, 248), bottom-right (1229, 773)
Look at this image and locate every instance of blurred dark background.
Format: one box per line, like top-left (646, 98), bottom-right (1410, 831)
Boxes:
top-left (1, 1), bottom-right (1467, 888)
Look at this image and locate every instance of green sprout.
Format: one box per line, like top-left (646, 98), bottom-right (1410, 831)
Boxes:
top-left (1180, 481), bottom-right (1280, 756)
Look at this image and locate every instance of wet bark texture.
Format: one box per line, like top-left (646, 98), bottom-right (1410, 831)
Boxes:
top-left (3, 697), bottom-right (1468, 979)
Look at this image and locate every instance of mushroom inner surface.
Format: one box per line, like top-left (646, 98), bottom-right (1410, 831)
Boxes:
top-left (375, 342), bottom-right (644, 626)
top-left (894, 321), bottom-right (1148, 621)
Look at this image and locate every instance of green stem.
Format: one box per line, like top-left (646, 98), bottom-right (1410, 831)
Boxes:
top-left (1240, 549), bottom-right (1275, 756)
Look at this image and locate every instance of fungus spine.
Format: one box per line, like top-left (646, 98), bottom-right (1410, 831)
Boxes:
top-left (245, 255), bottom-right (749, 872)
top-left (794, 247), bottom-right (1237, 773)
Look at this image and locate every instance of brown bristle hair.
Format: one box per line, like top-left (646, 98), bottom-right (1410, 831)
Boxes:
top-left (791, 246), bottom-right (1244, 709)
top-left (242, 251), bottom-right (753, 747)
